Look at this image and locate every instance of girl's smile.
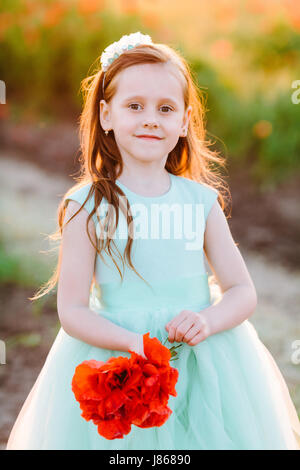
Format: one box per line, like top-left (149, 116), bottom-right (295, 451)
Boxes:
top-left (135, 135), bottom-right (163, 141)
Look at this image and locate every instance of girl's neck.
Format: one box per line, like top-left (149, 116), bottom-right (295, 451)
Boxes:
top-left (116, 169), bottom-right (171, 198)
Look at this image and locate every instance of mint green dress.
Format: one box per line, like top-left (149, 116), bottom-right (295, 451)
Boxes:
top-left (7, 173), bottom-right (300, 450)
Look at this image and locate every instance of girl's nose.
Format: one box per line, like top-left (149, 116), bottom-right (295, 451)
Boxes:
top-left (143, 121), bottom-right (159, 128)
top-left (141, 110), bottom-right (159, 128)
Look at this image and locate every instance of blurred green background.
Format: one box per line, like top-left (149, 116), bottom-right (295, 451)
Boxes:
top-left (0, 0), bottom-right (300, 448)
top-left (1, 0), bottom-right (300, 184)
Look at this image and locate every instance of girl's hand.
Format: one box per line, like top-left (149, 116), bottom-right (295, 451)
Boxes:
top-left (165, 310), bottom-right (211, 346)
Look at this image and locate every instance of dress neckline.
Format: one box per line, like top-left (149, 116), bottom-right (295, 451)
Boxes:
top-left (116, 173), bottom-right (174, 200)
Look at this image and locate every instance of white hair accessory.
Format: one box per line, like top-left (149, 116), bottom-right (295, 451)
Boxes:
top-left (100, 31), bottom-right (153, 72)
top-left (101, 32), bottom-right (153, 96)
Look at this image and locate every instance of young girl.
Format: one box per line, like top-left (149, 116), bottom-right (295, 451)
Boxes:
top-left (6, 32), bottom-right (300, 450)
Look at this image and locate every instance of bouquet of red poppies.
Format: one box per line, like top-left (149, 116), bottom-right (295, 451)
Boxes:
top-left (71, 333), bottom-right (181, 440)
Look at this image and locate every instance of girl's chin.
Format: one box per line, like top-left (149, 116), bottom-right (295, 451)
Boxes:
top-left (129, 149), bottom-right (166, 159)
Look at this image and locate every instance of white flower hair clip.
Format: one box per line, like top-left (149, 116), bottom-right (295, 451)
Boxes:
top-left (100, 31), bottom-right (153, 72)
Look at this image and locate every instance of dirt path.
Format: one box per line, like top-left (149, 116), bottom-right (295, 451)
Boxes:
top-left (0, 153), bottom-right (299, 449)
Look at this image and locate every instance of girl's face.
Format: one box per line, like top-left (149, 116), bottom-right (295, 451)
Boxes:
top-left (100, 63), bottom-right (192, 168)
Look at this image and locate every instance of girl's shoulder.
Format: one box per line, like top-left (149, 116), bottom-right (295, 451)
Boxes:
top-left (64, 181), bottom-right (94, 215)
top-left (174, 175), bottom-right (219, 222)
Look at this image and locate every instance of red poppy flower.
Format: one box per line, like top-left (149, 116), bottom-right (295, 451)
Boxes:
top-left (71, 332), bottom-right (179, 439)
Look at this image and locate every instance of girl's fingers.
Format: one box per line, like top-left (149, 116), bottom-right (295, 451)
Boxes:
top-left (182, 316), bottom-right (207, 342)
top-left (186, 331), bottom-right (206, 346)
top-left (167, 310), bottom-right (203, 343)
top-left (182, 325), bottom-right (200, 343)
top-left (169, 319), bottom-right (195, 343)
top-left (166, 312), bottom-right (186, 342)
top-left (185, 318), bottom-right (211, 345)
top-left (186, 322), bottom-right (210, 345)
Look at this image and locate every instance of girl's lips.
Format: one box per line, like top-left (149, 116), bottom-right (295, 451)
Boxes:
top-left (136, 136), bottom-right (162, 140)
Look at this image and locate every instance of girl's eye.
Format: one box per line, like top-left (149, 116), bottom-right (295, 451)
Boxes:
top-left (128, 104), bottom-right (141, 111)
top-left (128, 104), bottom-right (173, 113)
top-left (161, 106), bottom-right (173, 113)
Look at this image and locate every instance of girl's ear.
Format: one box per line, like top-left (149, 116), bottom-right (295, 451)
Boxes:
top-left (99, 100), bottom-right (111, 132)
top-left (182, 105), bottom-right (192, 131)
top-left (185, 105), bottom-right (192, 125)
top-left (181, 105), bottom-right (192, 136)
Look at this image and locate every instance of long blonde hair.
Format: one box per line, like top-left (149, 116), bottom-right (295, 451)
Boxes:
top-left (29, 42), bottom-right (231, 301)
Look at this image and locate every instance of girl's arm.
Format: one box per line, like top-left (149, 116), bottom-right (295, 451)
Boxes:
top-left (201, 200), bottom-right (258, 335)
top-left (57, 200), bottom-right (144, 356)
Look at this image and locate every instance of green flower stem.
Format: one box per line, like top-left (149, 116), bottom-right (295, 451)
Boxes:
top-left (162, 336), bottom-right (183, 360)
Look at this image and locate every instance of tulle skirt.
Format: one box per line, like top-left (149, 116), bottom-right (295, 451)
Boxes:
top-left (6, 294), bottom-right (300, 450)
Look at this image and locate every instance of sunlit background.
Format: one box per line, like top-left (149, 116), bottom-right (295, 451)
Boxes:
top-left (1, 0), bottom-right (300, 448)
